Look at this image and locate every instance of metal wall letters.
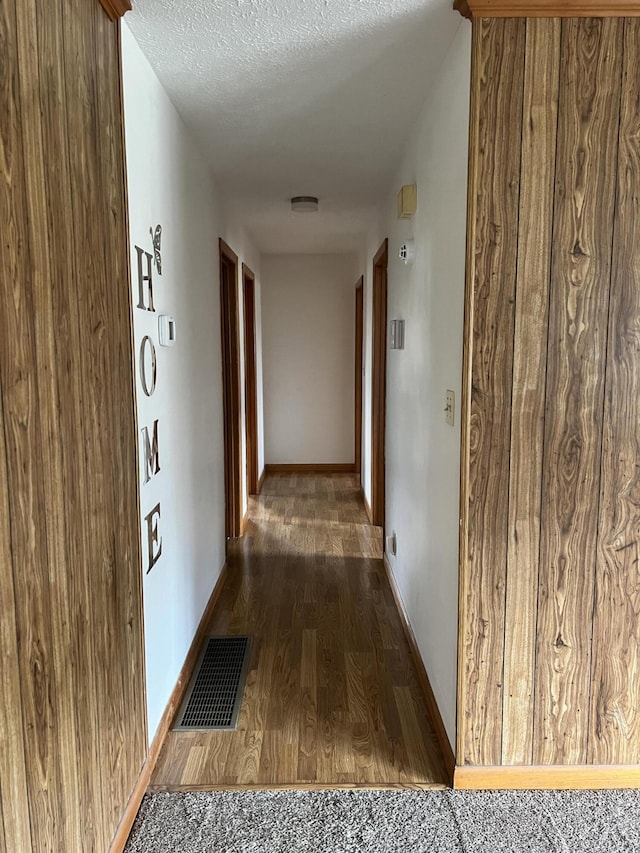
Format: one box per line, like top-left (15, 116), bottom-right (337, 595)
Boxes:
top-left (135, 227), bottom-right (164, 574)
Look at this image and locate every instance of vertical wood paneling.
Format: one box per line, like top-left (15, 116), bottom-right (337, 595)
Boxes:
top-left (534, 17), bottom-right (623, 765)
top-left (0, 402), bottom-right (33, 853)
top-left (38, 1), bottom-right (105, 846)
top-left (456, 14), bottom-right (481, 766)
top-left (462, 14), bottom-right (640, 771)
top-left (462, 17), bottom-right (525, 766)
top-left (0, 3), bottom-right (33, 848)
top-left (589, 17), bottom-right (640, 766)
top-left (501, 17), bottom-right (560, 766)
top-left (6, 1), bottom-right (79, 846)
top-left (0, 0), bottom-right (145, 849)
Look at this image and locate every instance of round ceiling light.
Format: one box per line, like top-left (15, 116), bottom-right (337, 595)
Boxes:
top-left (291, 196), bottom-right (319, 213)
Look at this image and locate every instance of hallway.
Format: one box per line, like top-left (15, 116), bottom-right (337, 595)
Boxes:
top-left (151, 475), bottom-right (448, 789)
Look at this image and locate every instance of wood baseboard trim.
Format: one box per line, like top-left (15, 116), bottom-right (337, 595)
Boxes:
top-left (382, 554), bottom-right (455, 783)
top-left (454, 764), bottom-right (640, 790)
top-left (264, 463), bottom-right (357, 474)
top-left (108, 561), bottom-right (230, 852)
top-left (363, 492), bottom-right (373, 525)
top-left (257, 467), bottom-right (266, 494)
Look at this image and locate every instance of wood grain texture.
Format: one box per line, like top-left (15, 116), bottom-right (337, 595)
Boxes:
top-left (588, 17), bottom-right (640, 767)
top-left (463, 0), bottom-right (640, 15)
top-left (220, 239), bottom-right (243, 540)
top-left (264, 463), bottom-right (357, 474)
top-left (151, 475), bottom-right (449, 789)
top-left (454, 764), bottom-right (640, 790)
top-left (0, 2), bottom-right (145, 849)
top-left (355, 280), bottom-right (363, 475)
top-left (461, 15), bottom-right (640, 773)
top-left (461, 17), bottom-right (525, 766)
top-left (501, 18), bottom-right (560, 767)
top-left (242, 265), bottom-right (259, 496)
top-left (534, 17), bottom-right (623, 766)
top-left (371, 241), bottom-right (388, 529)
top-left (456, 10), bottom-right (481, 767)
top-left (97, 0), bottom-right (132, 21)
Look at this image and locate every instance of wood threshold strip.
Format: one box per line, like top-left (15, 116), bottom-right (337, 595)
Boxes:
top-left (264, 463), bottom-right (357, 474)
top-left (383, 555), bottom-right (456, 783)
top-left (455, 0), bottom-right (640, 16)
top-left (148, 782), bottom-right (446, 793)
top-left (97, 0), bottom-right (131, 21)
top-left (454, 764), bottom-right (640, 790)
top-left (108, 562), bottom-right (230, 852)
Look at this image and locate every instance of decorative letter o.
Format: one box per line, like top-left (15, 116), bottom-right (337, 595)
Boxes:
top-left (140, 335), bottom-right (157, 397)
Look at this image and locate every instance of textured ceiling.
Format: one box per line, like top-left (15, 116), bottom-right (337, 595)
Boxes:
top-left (126, 0), bottom-right (461, 253)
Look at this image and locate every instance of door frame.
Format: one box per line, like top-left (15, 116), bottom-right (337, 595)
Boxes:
top-left (371, 239), bottom-right (388, 528)
top-left (219, 239), bottom-right (243, 541)
top-left (242, 264), bottom-right (259, 496)
top-left (355, 277), bottom-right (364, 475)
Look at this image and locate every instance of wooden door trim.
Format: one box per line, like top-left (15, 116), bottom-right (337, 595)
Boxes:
top-left (371, 240), bottom-right (388, 529)
top-left (242, 264), bottom-right (259, 497)
top-left (354, 278), bottom-right (364, 475)
top-left (219, 239), bottom-right (243, 541)
top-left (97, 0), bottom-right (131, 20)
top-left (454, 0), bottom-right (640, 17)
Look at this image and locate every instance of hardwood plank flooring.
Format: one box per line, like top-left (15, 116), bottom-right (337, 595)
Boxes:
top-left (150, 474), bottom-right (448, 789)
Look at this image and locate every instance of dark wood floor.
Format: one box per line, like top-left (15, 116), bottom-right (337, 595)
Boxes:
top-left (150, 474), bottom-right (448, 789)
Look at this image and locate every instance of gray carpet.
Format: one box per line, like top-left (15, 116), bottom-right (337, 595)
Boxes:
top-left (125, 789), bottom-right (640, 852)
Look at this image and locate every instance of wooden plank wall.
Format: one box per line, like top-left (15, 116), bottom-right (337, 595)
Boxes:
top-left (460, 16), bottom-right (640, 767)
top-left (0, 1), bottom-right (146, 850)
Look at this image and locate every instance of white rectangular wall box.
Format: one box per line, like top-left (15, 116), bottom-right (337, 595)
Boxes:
top-left (390, 319), bottom-right (405, 350)
top-left (159, 314), bottom-right (177, 347)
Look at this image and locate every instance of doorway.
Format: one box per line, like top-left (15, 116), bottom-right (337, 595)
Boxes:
top-left (242, 264), bottom-right (259, 496)
top-left (355, 277), bottom-right (364, 474)
top-left (219, 239), bottom-right (243, 542)
top-left (371, 239), bottom-right (388, 528)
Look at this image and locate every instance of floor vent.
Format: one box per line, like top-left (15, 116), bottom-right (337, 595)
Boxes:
top-left (173, 636), bottom-right (252, 731)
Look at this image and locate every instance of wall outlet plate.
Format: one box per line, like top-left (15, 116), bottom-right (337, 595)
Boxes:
top-left (386, 531), bottom-right (397, 557)
top-left (445, 390), bottom-right (455, 426)
top-left (390, 319), bottom-right (405, 350)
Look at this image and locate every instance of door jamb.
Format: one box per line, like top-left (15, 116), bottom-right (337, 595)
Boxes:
top-left (371, 239), bottom-right (388, 529)
top-left (219, 238), bottom-right (243, 542)
top-left (242, 264), bottom-right (259, 497)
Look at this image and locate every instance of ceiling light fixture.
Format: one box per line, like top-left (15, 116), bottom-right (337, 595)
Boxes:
top-left (291, 196), bottom-right (319, 213)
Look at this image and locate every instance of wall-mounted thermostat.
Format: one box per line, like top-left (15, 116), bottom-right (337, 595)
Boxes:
top-left (390, 319), bottom-right (405, 350)
top-left (158, 315), bottom-right (177, 347)
top-left (397, 184), bottom-right (417, 219)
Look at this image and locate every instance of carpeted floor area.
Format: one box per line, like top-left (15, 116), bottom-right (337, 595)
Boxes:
top-left (125, 789), bottom-right (640, 852)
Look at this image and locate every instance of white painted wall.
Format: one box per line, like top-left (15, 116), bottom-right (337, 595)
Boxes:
top-left (122, 24), bottom-right (263, 740)
top-left (362, 21), bottom-right (471, 747)
top-left (261, 254), bottom-right (359, 465)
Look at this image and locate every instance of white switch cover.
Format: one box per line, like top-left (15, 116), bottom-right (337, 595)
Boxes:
top-left (445, 390), bottom-right (455, 426)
